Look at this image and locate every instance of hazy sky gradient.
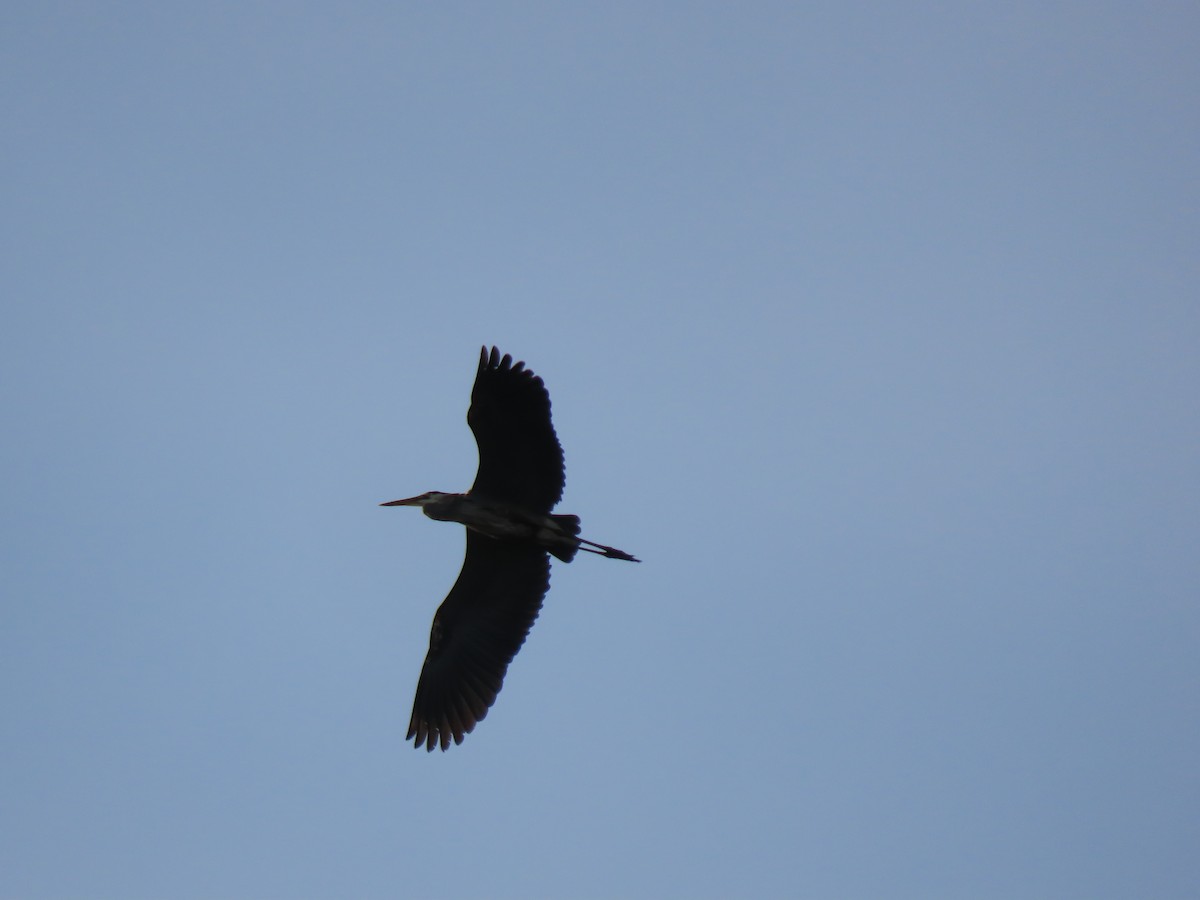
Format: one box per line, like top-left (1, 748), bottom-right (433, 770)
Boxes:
top-left (3, 3), bottom-right (1198, 898)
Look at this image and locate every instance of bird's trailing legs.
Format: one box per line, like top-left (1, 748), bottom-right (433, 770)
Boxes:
top-left (576, 537), bottom-right (640, 562)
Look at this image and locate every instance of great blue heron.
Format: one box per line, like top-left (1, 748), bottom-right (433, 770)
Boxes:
top-left (382, 346), bottom-right (639, 751)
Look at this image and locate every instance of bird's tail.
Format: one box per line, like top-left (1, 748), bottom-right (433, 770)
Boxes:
top-left (545, 514), bottom-right (640, 564)
top-left (547, 514), bottom-right (581, 563)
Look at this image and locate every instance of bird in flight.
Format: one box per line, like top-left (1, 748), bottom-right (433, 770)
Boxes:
top-left (382, 346), bottom-right (639, 751)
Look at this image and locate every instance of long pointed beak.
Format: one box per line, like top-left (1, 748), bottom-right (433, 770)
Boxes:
top-left (380, 495), bottom-right (424, 507)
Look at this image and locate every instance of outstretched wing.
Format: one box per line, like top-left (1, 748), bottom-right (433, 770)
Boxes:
top-left (468, 346), bottom-right (565, 513)
top-left (407, 530), bottom-right (550, 751)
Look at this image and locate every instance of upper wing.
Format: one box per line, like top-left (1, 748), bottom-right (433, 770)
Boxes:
top-left (407, 530), bottom-right (551, 751)
top-left (468, 346), bottom-right (565, 513)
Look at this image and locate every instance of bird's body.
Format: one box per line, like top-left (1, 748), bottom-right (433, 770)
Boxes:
top-left (392, 490), bottom-right (635, 563)
top-left (382, 347), bottom-right (638, 751)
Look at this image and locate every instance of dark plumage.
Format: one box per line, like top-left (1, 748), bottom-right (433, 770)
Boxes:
top-left (382, 347), bottom-right (638, 751)
top-left (469, 347), bottom-right (565, 513)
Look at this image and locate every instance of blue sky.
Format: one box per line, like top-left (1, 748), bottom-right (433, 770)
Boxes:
top-left (3, 3), bottom-right (1198, 897)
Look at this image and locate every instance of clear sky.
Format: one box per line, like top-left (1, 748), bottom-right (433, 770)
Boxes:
top-left (3, 3), bottom-right (1198, 898)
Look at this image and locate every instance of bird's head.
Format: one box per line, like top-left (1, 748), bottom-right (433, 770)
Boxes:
top-left (379, 491), bottom-right (455, 508)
